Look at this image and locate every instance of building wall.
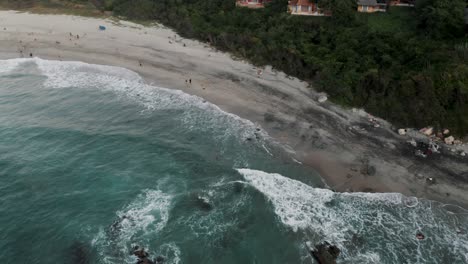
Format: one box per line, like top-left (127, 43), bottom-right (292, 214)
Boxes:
top-left (236, 0), bottom-right (267, 8)
top-left (358, 5), bottom-right (377, 13)
top-left (288, 3), bottom-right (326, 16)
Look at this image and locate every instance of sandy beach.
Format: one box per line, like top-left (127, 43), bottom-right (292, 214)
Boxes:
top-left (1, 11), bottom-right (467, 208)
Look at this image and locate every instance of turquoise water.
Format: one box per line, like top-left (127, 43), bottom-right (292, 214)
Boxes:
top-left (0, 58), bottom-right (467, 264)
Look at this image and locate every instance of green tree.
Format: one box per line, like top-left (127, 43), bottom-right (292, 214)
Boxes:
top-left (416, 0), bottom-right (465, 39)
top-left (319, 0), bottom-right (357, 24)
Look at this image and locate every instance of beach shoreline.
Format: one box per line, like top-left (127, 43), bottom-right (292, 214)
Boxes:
top-left (1, 11), bottom-right (467, 208)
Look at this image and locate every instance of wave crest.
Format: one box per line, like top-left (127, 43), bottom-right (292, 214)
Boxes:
top-left (238, 168), bottom-right (468, 263)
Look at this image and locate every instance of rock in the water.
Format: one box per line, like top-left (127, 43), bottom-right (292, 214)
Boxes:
top-left (133, 247), bottom-right (154, 264)
top-left (444, 136), bottom-right (455, 145)
top-left (70, 241), bottom-right (91, 264)
top-left (310, 241), bottom-right (340, 264)
top-left (155, 256), bottom-right (164, 263)
top-left (194, 195), bottom-right (213, 211)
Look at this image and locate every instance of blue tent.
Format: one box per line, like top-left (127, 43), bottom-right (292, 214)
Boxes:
top-left (99, 25), bottom-right (106, 31)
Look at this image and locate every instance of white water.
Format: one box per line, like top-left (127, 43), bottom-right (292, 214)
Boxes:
top-left (238, 168), bottom-right (468, 263)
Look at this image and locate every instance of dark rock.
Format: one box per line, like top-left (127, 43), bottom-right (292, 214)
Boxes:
top-left (133, 247), bottom-right (154, 264)
top-left (361, 163), bottom-right (376, 176)
top-left (361, 187), bottom-right (374, 192)
top-left (310, 241), bottom-right (340, 264)
top-left (193, 195), bottom-right (213, 211)
top-left (264, 112), bottom-right (275, 122)
top-left (70, 241), bottom-right (91, 264)
top-left (155, 256), bottom-right (164, 263)
top-left (233, 182), bottom-right (244, 194)
top-left (367, 165), bottom-right (376, 176)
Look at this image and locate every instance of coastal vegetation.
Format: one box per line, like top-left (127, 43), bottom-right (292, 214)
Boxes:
top-left (2, 0), bottom-right (468, 136)
top-left (111, 0), bottom-right (468, 136)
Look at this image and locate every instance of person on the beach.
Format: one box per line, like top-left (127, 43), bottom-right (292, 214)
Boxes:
top-left (189, 79), bottom-right (191, 84)
top-left (30, 53), bottom-right (33, 57)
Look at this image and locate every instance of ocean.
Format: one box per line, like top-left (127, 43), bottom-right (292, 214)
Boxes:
top-left (0, 58), bottom-right (467, 264)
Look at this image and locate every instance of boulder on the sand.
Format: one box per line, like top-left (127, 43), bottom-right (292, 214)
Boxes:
top-left (318, 95), bottom-right (328, 103)
top-left (310, 241), bottom-right (340, 264)
top-left (444, 136), bottom-right (455, 145)
top-left (426, 177), bottom-right (436, 185)
top-left (443, 129), bottom-right (450, 135)
top-left (420, 127), bottom-right (433, 136)
top-left (361, 164), bottom-right (376, 176)
top-left (398, 128), bottom-right (407, 135)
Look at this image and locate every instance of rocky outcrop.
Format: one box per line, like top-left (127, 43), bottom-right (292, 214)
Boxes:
top-left (132, 246), bottom-right (164, 264)
top-left (309, 241), bottom-right (340, 264)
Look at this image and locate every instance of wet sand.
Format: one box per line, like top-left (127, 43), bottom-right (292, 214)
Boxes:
top-left (0, 11), bottom-right (467, 208)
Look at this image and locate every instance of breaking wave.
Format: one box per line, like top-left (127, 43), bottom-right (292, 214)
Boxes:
top-left (4, 58), bottom-right (266, 141)
top-left (92, 189), bottom-right (173, 264)
top-left (238, 168), bottom-right (468, 264)
top-left (0, 57), bottom-right (277, 166)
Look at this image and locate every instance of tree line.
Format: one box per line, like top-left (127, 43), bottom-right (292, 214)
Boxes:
top-left (10, 0), bottom-right (468, 135)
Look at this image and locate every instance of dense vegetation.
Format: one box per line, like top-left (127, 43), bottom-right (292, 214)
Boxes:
top-left (3, 0), bottom-right (468, 135)
top-left (111, 0), bottom-right (467, 134)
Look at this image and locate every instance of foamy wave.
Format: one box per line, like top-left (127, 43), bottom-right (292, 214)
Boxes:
top-left (0, 58), bottom-right (31, 74)
top-left (93, 189), bottom-right (172, 264)
top-left (158, 243), bottom-right (181, 264)
top-left (4, 58), bottom-right (272, 158)
top-left (238, 168), bottom-right (468, 263)
top-left (116, 189), bottom-right (171, 238)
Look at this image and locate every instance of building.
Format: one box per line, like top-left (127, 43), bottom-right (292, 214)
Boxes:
top-left (389, 0), bottom-right (415, 6)
top-left (357, 0), bottom-right (387, 13)
top-left (236, 0), bottom-right (271, 8)
top-left (357, 0), bottom-right (415, 13)
top-left (288, 0), bottom-right (330, 16)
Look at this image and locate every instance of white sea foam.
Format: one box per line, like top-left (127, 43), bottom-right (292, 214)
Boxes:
top-left (93, 189), bottom-right (172, 264)
top-left (158, 242), bottom-right (181, 264)
top-left (1, 58), bottom-right (274, 159)
top-left (0, 58), bottom-right (30, 74)
top-left (238, 168), bottom-right (468, 263)
top-left (116, 189), bottom-right (171, 238)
